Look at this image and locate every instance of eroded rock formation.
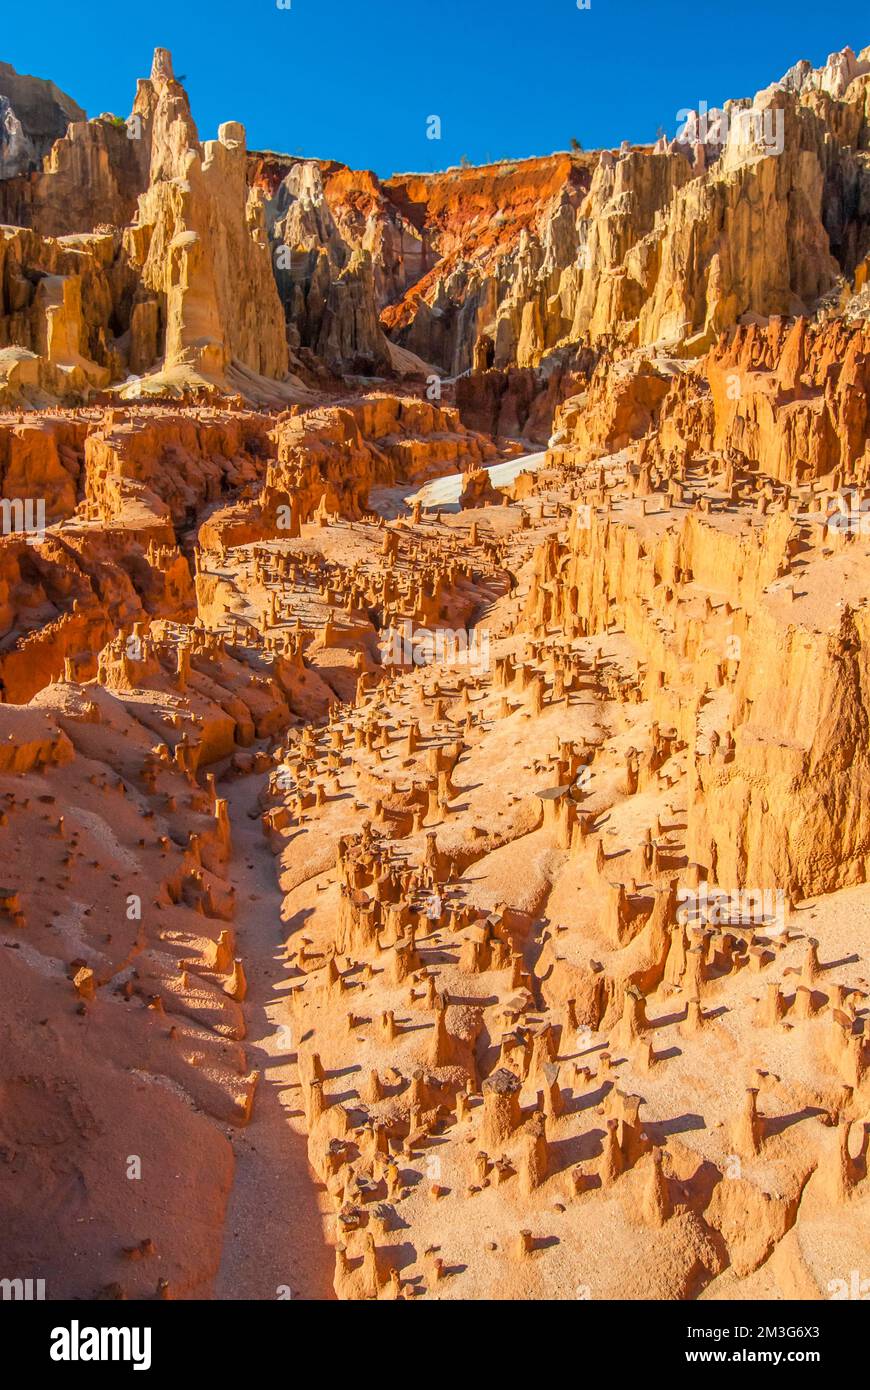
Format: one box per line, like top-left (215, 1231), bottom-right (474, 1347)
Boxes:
top-left (0, 36), bottom-right (868, 1306)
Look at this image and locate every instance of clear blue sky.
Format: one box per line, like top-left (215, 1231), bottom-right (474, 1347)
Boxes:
top-left (3, 1), bottom-right (867, 177)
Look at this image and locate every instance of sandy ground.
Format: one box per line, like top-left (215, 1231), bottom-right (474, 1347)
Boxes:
top-left (214, 773), bottom-right (335, 1300)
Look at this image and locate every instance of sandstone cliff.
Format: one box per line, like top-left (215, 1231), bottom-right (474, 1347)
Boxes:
top-left (0, 49), bottom-right (297, 404)
top-left (380, 48), bottom-right (870, 374)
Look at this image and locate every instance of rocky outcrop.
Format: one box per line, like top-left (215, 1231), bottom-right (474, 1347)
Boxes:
top-left (379, 48), bottom-right (870, 373)
top-left (0, 82), bottom-right (153, 238)
top-left (252, 152), bottom-right (599, 378)
top-left (707, 316), bottom-right (870, 485)
top-left (381, 155), bottom-right (595, 374)
top-left (549, 352), bottom-right (677, 461)
top-left (0, 395), bottom-right (496, 702)
top-left (255, 159), bottom-right (399, 375)
top-left (0, 50), bottom-right (301, 403)
top-left (0, 404), bottom-right (273, 701)
top-left (0, 639), bottom-right (285, 1296)
top-left (454, 358), bottom-right (592, 442)
top-left (3, 42), bottom-right (867, 400)
top-left (0, 225), bottom-right (130, 401)
top-left (547, 309), bottom-right (870, 483)
top-left (126, 51), bottom-right (288, 388)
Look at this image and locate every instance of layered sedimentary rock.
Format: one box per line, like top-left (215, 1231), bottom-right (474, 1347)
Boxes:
top-left (551, 313), bottom-right (870, 484)
top-left (254, 159), bottom-right (399, 375)
top-left (2, 42), bottom-right (869, 408)
top-left (250, 152), bottom-right (599, 380)
top-left (382, 49), bottom-right (870, 374)
top-left (240, 410), bottom-right (870, 1298)
top-left (0, 225), bottom-right (132, 400)
top-left (241, 40), bottom-right (870, 392)
top-left (381, 155), bottom-right (596, 374)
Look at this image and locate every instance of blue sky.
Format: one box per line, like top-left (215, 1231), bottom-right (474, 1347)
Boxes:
top-left (3, 1), bottom-right (867, 177)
